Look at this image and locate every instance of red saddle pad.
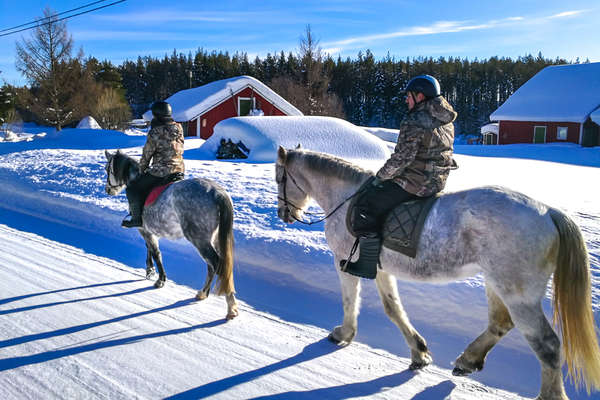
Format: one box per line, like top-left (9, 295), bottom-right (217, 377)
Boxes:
top-left (145, 183), bottom-right (173, 207)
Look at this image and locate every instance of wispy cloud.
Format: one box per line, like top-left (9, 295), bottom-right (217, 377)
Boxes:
top-left (322, 10), bottom-right (589, 52)
top-left (547, 10), bottom-right (586, 19)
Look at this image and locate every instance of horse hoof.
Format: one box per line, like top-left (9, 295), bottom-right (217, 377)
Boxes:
top-left (154, 280), bottom-right (165, 289)
top-left (226, 310), bottom-right (238, 320)
top-left (452, 367), bottom-right (471, 376)
top-left (409, 361), bottom-right (429, 371)
top-left (195, 291), bottom-right (208, 301)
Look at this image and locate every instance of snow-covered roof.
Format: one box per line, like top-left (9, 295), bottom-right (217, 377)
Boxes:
top-left (480, 123), bottom-right (498, 134)
top-left (590, 107), bottom-right (600, 125)
top-left (142, 76), bottom-right (303, 122)
top-left (490, 62), bottom-right (600, 123)
top-left (187, 116), bottom-right (390, 163)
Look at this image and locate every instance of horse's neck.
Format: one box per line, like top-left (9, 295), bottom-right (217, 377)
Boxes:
top-left (120, 158), bottom-right (140, 186)
top-left (301, 164), bottom-right (369, 214)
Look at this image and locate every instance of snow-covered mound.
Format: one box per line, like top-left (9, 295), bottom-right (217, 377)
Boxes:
top-left (361, 126), bottom-right (399, 143)
top-left (188, 116), bottom-right (391, 163)
top-left (76, 116), bottom-right (102, 129)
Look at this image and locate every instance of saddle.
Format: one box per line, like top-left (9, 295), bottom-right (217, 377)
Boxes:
top-left (346, 179), bottom-right (440, 258)
top-left (144, 172), bottom-right (184, 207)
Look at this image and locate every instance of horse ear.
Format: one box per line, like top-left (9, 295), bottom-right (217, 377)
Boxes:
top-left (296, 143), bottom-right (301, 149)
top-left (104, 150), bottom-right (112, 160)
top-left (277, 146), bottom-right (287, 165)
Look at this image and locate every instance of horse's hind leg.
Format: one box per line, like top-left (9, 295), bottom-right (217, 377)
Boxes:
top-left (453, 285), bottom-right (514, 376)
top-left (329, 256), bottom-right (361, 345)
top-left (375, 270), bottom-right (431, 370)
top-left (194, 244), bottom-right (218, 301)
top-left (505, 301), bottom-right (566, 400)
top-left (140, 230), bottom-right (166, 288)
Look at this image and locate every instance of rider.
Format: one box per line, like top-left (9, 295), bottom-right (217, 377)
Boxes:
top-left (341, 74), bottom-right (458, 278)
top-left (121, 100), bottom-right (185, 228)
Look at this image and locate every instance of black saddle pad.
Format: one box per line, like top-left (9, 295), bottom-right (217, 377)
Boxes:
top-left (346, 179), bottom-right (440, 258)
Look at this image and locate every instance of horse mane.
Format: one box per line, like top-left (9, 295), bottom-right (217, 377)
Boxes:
top-left (113, 151), bottom-right (140, 183)
top-left (287, 149), bottom-right (373, 184)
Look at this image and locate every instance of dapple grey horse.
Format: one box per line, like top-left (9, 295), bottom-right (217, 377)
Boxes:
top-left (275, 146), bottom-right (600, 399)
top-left (105, 150), bottom-right (238, 320)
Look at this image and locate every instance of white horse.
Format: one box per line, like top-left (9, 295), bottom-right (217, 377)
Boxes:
top-left (275, 146), bottom-right (600, 400)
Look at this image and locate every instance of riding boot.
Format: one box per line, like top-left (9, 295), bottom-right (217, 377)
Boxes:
top-left (340, 234), bottom-right (381, 279)
top-left (122, 200), bottom-right (143, 228)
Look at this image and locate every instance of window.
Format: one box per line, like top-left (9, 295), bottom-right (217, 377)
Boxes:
top-left (557, 126), bottom-right (568, 140)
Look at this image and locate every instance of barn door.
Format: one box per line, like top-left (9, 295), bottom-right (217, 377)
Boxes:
top-left (533, 126), bottom-right (546, 143)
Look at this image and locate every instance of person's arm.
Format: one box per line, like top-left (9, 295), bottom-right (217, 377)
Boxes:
top-left (376, 123), bottom-right (423, 180)
top-left (138, 130), bottom-right (156, 173)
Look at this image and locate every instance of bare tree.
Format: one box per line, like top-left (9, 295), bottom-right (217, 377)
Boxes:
top-left (15, 7), bottom-right (80, 130)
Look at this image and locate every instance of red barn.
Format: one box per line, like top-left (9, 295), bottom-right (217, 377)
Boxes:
top-left (489, 63), bottom-right (600, 147)
top-left (143, 76), bottom-right (303, 139)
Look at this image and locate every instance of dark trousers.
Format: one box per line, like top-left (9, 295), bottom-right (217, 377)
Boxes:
top-left (125, 173), bottom-right (164, 211)
top-left (352, 180), bottom-right (418, 236)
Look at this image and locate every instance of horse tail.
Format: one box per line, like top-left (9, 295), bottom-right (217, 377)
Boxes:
top-left (549, 208), bottom-right (600, 393)
top-left (215, 192), bottom-right (235, 296)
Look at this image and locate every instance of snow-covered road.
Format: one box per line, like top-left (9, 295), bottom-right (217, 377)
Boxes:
top-left (0, 223), bottom-right (524, 399)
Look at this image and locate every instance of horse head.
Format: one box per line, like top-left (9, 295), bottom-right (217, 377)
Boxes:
top-left (104, 149), bottom-right (129, 195)
top-left (275, 146), bottom-right (311, 224)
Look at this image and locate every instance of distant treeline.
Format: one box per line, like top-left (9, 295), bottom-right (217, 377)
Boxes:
top-left (118, 49), bottom-right (577, 134)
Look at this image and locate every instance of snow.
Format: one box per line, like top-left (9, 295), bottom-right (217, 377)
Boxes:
top-left (480, 122), bottom-right (498, 134)
top-left (490, 62), bottom-right (600, 123)
top-left (142, 75), bottom-right (303, 122)
top-left (0, 125), bottom-right (598, 399)
top-left (361, 126), bottom-right (399, 143)
top-left (188, 116), bottom-right (391, 164)
top-left (76, 116), bottom-right (102, 130)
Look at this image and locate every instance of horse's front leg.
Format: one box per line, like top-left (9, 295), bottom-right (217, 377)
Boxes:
top-left (329, 256), bottom-right (361, 345)
top-left (144, 246), bottom-right (156, 279)
top-left (375, 270), bottom-right (431, 370)
top-left (140, 230), bottom-right (166, 288)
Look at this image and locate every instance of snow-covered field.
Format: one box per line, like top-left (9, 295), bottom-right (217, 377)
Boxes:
top-left (0, 124), bottom-right (598, 399)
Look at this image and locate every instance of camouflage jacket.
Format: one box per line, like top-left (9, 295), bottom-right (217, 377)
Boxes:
top-left (376, 96), bottom-right (458, 197)
top-left (139, 122), bottom-right (185, 177)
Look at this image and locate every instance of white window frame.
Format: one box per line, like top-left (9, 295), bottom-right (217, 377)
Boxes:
top-left (557, 126), bottom-right (568, 141)
top-left (237, 97), bottom-right (256, 116)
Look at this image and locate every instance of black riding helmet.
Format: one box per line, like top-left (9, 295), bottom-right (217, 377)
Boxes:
top-left (405, 75), bottom-right (441, 99)
top-left (151, 101), bottom-right (172, 118)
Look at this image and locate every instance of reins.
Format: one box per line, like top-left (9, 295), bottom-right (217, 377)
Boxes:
top-left (278, 167), bottom-right (366, 225)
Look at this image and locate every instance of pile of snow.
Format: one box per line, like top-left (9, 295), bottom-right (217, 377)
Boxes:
top-left (1, 129), bottom-right (46, 142)
top-left (481, 122), bottom-right (498, 134)
top-left (188, 116), bottom-right (391, 163)
top-left (142, 75), bottom-right (303, 122)
top-left (361, 126), bottom-right (399, 143)
top-left (76, 116), bottom-right (102, 130)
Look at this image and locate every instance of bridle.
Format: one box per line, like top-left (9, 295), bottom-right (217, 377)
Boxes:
top-left (277, 165), bottom-right (364, 226)
top-left (105, 154), bottom-right (124, 192)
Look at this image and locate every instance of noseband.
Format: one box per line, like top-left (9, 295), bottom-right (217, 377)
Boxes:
top-left (277, 165), bottom-right (365, 225)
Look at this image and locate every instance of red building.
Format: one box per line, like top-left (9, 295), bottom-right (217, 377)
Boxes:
top-left (489, 63), bottom-right (600, 147)
top-left (143, 76), bottom-right (303, 139)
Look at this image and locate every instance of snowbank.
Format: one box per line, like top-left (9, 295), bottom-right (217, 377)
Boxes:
top-left (76, 116), bottom-right (102, 129)
top-left (361, 126), bottom-right (399, 143)
top-left (187, 116), bottom-right (391, 163)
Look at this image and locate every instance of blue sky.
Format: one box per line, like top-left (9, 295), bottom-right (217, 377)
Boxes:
top-left (1, 0), bottom-right (599, 85)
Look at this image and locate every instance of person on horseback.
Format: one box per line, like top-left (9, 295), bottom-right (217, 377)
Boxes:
top-left (121, 100), bottom-right (185, 228)
top-left (341, 74), bottom-right (458, 277)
